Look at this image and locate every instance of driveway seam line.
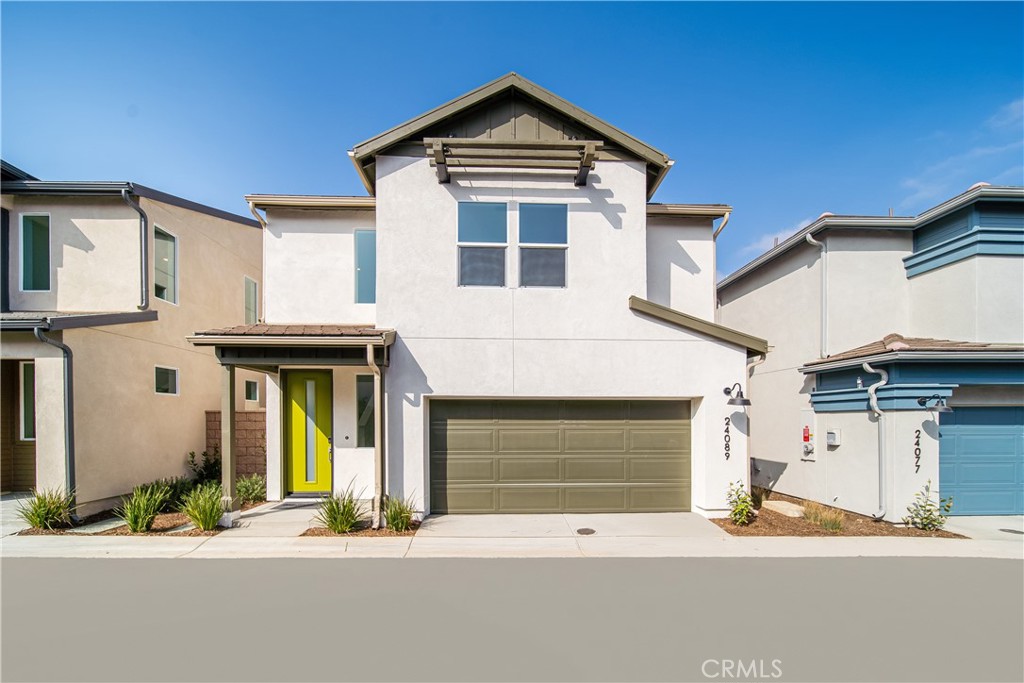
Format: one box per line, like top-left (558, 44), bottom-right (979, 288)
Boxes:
top-left (175, 535), bottom-right (215, 558)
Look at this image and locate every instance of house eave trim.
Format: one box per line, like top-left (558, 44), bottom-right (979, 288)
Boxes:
top-left (0, 310), bottom-right (158, 331)
top-left (628, 295), bottom-right (768, 354)
top-left (800, 350), bottom-right (1024, 374)
top-left (187, 333), bottom-right (395, 347)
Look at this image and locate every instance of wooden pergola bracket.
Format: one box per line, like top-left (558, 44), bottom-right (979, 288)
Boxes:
top-left (424, 138), bottom-right (602, 186)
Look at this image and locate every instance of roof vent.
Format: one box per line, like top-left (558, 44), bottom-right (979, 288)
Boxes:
top-left (968, 181), bottom-right (991, 191)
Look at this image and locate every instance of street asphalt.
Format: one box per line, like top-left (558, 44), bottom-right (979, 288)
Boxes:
top-left (1, 557), bottom-right (1021, 683)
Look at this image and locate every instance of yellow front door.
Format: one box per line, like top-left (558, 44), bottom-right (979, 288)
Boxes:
top-left (286, 370), bottom-right (333, 494)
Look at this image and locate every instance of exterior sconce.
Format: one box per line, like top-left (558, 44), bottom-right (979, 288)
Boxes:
top-left (724, 383), bottom-right (751, 407)
top-left (917, 394), bottom-right (953, 413)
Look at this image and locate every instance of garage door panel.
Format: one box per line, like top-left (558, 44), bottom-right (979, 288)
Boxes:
top-left (564, 486), bottom-right (628, 512)
top-left (498, 458), bottom-right (562, 482)
top-left (564, 429), bottom-right (627, 452)
top-left (431, 399), bottom-right (691, 513)
top-left (498, 487), bottom-right (563, 511)
top-left (564, 458), bottom-right (626, 482)
top-left (940, 406), bottom-right (1024, 515)
top-left (956, 462), bottom-right (1018, 484)
top-left (498, 429), bottom-right (561, 452)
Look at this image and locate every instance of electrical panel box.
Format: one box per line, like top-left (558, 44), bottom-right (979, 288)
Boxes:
top-left (800, 409), bottom-right (816, 461)
top-left (826, 429), bottom-right (841, 447)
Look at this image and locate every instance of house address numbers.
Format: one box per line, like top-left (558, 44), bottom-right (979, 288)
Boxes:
top-left (724, 417), bottom-right (731, 460)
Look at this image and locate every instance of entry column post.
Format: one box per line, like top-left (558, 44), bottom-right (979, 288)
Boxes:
top-left (219, 363), bottom-right (240, 527)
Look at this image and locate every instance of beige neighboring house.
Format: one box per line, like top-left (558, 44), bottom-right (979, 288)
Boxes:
top-left (1, 160), bottom-right (264, 516)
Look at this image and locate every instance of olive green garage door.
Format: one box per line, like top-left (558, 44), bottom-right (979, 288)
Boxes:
top-left (429, 400), bottom-right (691, 513)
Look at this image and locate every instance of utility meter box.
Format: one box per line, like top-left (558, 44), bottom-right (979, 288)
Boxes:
top-left (826, 429), bottom-right (841, 447)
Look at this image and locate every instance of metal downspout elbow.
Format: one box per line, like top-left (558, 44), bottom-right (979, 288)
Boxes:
top-left (33, 327), bottom-right (79, 522)
top-left (122, 187), bottom-right (150, 311)
top-left (863, 362), bottom-right (888, 520)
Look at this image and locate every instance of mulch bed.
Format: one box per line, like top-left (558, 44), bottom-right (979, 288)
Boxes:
top-left (712, 493), bottom-right (964, 538)
top-left (18, 500), bottom-right (269, 537)
top-left (302, 521), bottom-right (420, 538)
top-left (17, 508), bottom-right (117, 536)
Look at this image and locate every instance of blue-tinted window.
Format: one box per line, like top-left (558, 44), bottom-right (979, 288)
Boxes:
top-left (458, 202), bottom-right (507, 243)
top-left (355, 230), bottom-right (376, 304)
top-left (21, 215), bottom-right (50, 291)
top-left (520, 204), bottom-right (567, 244)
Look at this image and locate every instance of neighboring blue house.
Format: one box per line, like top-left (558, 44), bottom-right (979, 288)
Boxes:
top-left (717, 184), bottom-right (1024, 519)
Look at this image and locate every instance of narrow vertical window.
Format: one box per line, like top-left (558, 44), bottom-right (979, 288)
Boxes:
top-left (520, 204), bottom-right (568, 287)
top-left (20, 361), bottom-right (35, 440)
top-left (245, 379), bottom-right (259, 402)
top-left (355, 230), bottom-right (376, 304)
top-left (356, 375), bottom-right (375, 447)
top-left (155, 366), bottom-right (179, 395)
top-left (457, 202), bottom-right (507, 286)
top-left (154, 227), bottom-right (178, 304)
top-left (244, 276), bottom-right (258, 324)
top-left (21, 215), bottom-right (50, 291)
top-left (304, 380), bottom-right (317, 482)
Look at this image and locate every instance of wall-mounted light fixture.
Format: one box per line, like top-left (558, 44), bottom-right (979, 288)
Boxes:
top-left (916, 394), bottom-right (953, 413)
top-left (723, 383), bottom-right (751, 407)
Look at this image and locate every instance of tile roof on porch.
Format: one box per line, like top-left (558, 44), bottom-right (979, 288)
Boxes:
top-left (197, 324), bottom-right (386, 337)
top-left (802, 333), bottom-right (1024, 371)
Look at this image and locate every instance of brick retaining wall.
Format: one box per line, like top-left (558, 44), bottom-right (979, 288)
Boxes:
top-left (205, 410), bottom-right (267, 476)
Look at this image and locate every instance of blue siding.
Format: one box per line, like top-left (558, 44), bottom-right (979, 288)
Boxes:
top-left (979, 201), bottom-right (1024, 230)
top-left (914, 207), bottom-right (972, 251)
top-left (939, 407), bottom-right (1024, 515)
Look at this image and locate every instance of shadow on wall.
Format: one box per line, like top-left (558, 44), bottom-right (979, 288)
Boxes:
top-left (387, 337), bottom-right (433, 504)
top-left (751, 458), bottom-right (788, 492)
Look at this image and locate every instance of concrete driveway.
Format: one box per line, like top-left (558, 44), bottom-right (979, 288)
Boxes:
top-left (1, 493), bottom-right (33, 537)
top-left (943, 515), bottom-right (1024, 541)
top-left (417, 512), bottom-right (727, 539)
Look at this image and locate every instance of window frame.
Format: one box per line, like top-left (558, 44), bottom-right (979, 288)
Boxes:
top-left (154, 365), bottom-right (180, 396)
top-left (244, 379), bottom-right (259, 402)
top-left (19, 361), bottom-right (35, 441)
top-left (153, 225), bottom-right (179, 305)
top-left (355, 374), bottom-right (375, 448)
top-left (354, 229), bottom-right (377, 304)
top-left (19, 213), bottom-right (51, 293)
top-left (457, 202), bottom-right (508, 288)
top-left (244, 276), bottom-right (258, 324)
top-left (518, 203), bottom-right (569, 289)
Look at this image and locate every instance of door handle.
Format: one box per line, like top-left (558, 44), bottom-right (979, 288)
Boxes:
top-left (327, 436), bottom-right (334, 462)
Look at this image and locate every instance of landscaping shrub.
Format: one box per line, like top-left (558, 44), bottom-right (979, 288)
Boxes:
top-left (383, 495), bottom-right (416, 532)
top-left (726, 481), bottom-right (755, 526)
top-left (237, 473), bottom-right (267, 505)
top-left (804, 502), bottom-right (844, 532)
top-left (116, 483), bottom-right (170, 532)
top-left (17, 488), bottom-right (76, 530)
top-left (157, 476), bottom-right (196, 512)
top-left (315, 486), bottom-right (365, 533)
top-left (179, 482), bottom-right (224, 531)
top-left (187, 447), bottom-right (221, 484)
top-left (903, 480), bottom-right (953, 531)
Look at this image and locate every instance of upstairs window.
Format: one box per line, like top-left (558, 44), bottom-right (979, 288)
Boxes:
top-left (154, 227), bottom-right (178, 304)
top-left (355, 230), bottom-right (376, 304)
top-left (20, 214), bottom-right (50, 291)
top-left (519, 204), bottom-right (568, 288)
top-left (458, 202), bottom-right (507, 287)
top-left (244, 277), bottom-right (258, 324)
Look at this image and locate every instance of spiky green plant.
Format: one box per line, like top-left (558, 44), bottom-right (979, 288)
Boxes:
top-left (383, 495), bottom-right (416, 532)
top-left (115, 483), bottom-right (170, 532)
top-left (17, 488), bottom-right (76, 530)
top-left (179, 482), bottom-right (224, 531)
top-left (237, 473), bottom-right (267, 505)
top-left (315, 486), bottom-right (365, 533)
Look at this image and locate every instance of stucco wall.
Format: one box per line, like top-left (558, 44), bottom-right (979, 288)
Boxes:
top-left (263, 208), bottom-right (376, 324)
top-left (645, 217), bottom-right (716, 320)
top-left (374, 155), bottom-right (749, 517)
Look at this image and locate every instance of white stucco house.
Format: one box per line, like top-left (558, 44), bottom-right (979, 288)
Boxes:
top-left (190, 73), bottom-right (767, 524)
top-left (717, 184), bottom-right (1024, 520)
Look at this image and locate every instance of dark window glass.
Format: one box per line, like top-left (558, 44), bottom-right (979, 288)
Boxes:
top-left (155, 367), bottom-right (178, 395)
top-left (245, 380), bottom-right (259, 402)
top-left (459, 247), bottom-right (505, 286)
top-left (356, 376), bottom-right (374, 447)
top-left (520, 248), bottom-right (566, 287)
top-left (22, 215), bottom-right (49, 291)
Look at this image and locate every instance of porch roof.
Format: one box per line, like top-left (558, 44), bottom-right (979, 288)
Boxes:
top-left (188, 324), bottom-right (395, 346)
top-left (800, 333), bottom-right (1024, 373)
top-left (0, 310), bottom-right (158, 331)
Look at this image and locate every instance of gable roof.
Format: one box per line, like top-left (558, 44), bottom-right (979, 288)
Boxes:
top-left (1, 160), bottom-right (37, 181)
top-left (718, 184), bottom-right (1024, 291)
top-left (348, 73), bottom-right (673, 199)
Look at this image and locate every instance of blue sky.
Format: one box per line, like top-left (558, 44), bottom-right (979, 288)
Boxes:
top-left (3, 2), bottom-right (1022, 276)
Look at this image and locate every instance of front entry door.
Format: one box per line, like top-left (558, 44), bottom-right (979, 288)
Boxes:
top-left (286, 371), bottom-right (333, 494)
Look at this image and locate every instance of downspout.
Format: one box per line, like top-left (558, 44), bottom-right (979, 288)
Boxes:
top-left (746, 353), bottom-right (766, 475)
top-left (805, 233), bottom-right (827, 357)
top-left (863, 362), bottom-right (888, 520)
top-left (122, 187), bottom-right (150, 311)
top-left (33, 327), bottom-right (80, 522)
top-left (712, 211), bottom-right (731, 240)
top-left (711, 212), bottom-right (731, 316)
top-left (248, 202), bottom-right (267, 323)
top-left (366, 343), bottom-right (383, 529)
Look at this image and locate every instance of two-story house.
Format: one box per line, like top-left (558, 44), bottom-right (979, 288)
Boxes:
top-left (718, 184), bottom-right (1024, 519)
top-left (1, 160), bottom-right (264, 516)
top-left (190, 73), bottom-right (767, 526)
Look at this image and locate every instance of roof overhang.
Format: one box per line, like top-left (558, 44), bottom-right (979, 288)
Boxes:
top-left (718, 185), bottom-right (1024, 290)
top-left (628, 295), bottom-right (768, 355)
top-left (646, 203), bottom-right (733, 219)
top-left (0, 310), bottom-right (158, 332)
top-left (188, 330), bottom-right (396, 347)
top-left (244, 194), bottom-right (377, 211)
top-left (800, 350), bottom-right (1024, 374)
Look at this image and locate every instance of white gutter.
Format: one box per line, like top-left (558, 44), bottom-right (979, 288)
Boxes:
top-left (187, 334), bottom-right (395, 347)
top-left (746, 353), bottom-right (766, 377)
top-left (805, 233), bottom-right (827, 358)
top-left (366, 344), bottom-right (384, 529)
top-left (712, 211), bottom-right (731, 240)
top-left (121, 188), bottom-right (150, 311)
top-left (800, 349), bottom-right (1024, 374)
top-left (863, 362), bottom-right (889, 520)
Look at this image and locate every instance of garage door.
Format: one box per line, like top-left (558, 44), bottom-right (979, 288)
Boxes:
top-left (939, 407), bottom-right (1024, 515)
top-left (429, 400), bottom-right (691, 513)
